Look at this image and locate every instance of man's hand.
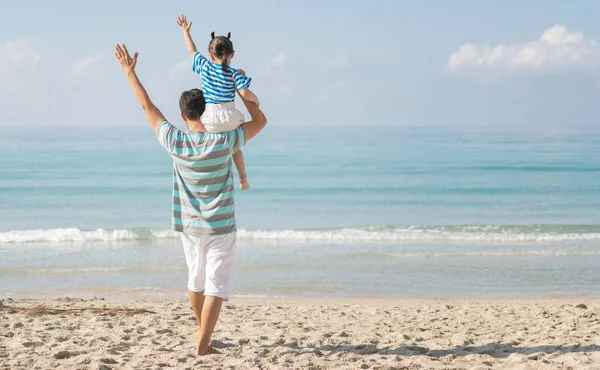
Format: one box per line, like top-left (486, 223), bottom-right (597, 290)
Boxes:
top-left (233, 68), bottom-right (246, 90)
top-left (234, 68), bottom-right (260, 106)
top-left (115, 44), bottom-right (138, 74)
top-left (236, 68), bottom-right (266, 141)
top-left (115, 43), bottom-right (166, 132)
top-left (177, 14), bottom-right (192, 32)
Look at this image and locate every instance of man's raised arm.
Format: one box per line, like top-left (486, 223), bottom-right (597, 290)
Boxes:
top-left (237, 69), bottom-right (267, 141)
top-left (115, 44), bottom-right (165, 132)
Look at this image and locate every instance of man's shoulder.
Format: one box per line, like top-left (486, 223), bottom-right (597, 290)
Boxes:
top-left (157, 121), bottom-right (244, 146)
top-left (197, 128), bottom-right (245, 153)
top-left (229, 126), bottom-right (245, 144)
top-left (156, 120), bottom-right (173, 137)
top-left (202, 129), bottom-right (244, 144)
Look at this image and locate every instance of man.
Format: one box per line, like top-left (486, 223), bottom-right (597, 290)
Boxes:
top-left (114, 44), bottom-right (267, 356)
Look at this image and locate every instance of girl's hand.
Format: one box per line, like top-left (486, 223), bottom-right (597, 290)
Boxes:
top-left (177, 14), bottom-right (192, 31)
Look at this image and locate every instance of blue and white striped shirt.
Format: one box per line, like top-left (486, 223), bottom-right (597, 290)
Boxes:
top-left (156, 121), bottom-right (246, 235)
top-left (192, 52), bottom-right (252, 104)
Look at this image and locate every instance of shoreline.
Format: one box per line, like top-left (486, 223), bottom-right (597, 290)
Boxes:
top-left (3, 288), bottom-right (599, 303)
top-left (4, 295), bottom-right (599, 304)
top-left (2, 297), bottom-right (599, 369)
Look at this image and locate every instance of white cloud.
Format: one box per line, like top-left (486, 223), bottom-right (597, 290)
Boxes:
top-left (316, 91), bottom-right (329, 103)
top-left (315, 81), bottom-right (348, 103)
top-left (448, 25), bottom-right (600, 73)
top-left (334, 81), bottom-right (345, 91)
top-left (268, 53), bottom-right (286, 69)
top-left (275, 83), bottom-right (294, 95)
top-left (170, 59), bottom-right (189, 76)
top-left (0, 39), bottom-right (41, 90)
top-left (0, 39), bottom-right (40, 66)
top-left (72, 55), bottom-right (105, 76)
top-left (328, 55), bottom-right (348, 69)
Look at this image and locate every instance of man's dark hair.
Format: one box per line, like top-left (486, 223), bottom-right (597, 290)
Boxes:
top-left (179, 89), bottom-right (206, 120)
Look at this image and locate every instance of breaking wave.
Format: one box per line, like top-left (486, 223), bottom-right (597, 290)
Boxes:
top-left (1, 225), bottom-right (600, 244)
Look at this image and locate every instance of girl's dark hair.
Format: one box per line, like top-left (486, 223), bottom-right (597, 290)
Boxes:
top-left (209, 32), bottom-right (234, 73)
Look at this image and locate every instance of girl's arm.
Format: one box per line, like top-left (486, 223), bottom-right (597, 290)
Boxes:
top-left (239, 88), bottom-right (260, 106)
top-left (177, 14), bottom-right (197, 55)
top-left (233, 68), bottom-right (260, 106)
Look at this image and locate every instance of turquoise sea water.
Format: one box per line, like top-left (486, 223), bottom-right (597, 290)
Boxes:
top-left (1, 125), bottom-right (599, 298)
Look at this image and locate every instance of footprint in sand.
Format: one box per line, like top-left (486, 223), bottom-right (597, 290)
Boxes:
top-left (54, 350), bottom-right (78, 359)
top-left (100, 358), bottom-right (118, 364)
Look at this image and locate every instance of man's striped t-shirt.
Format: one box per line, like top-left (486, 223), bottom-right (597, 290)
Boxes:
top-left (156, 121), bottom-right (246, 235)
top-left (192, 52), bottom-right (252, 104)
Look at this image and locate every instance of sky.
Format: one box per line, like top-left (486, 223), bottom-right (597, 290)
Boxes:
top-left (1, 0), bottom-right (600, 128)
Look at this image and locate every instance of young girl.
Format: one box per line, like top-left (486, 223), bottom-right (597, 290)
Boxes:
top-left (177, 14), bottom-right (260, 190)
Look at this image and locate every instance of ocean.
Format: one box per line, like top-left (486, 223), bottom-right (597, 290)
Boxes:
top-left (1, 125), bottom-right (599, 299)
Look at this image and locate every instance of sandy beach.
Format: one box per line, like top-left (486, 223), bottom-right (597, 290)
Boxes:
top-left (1, 297), bottom-right (599, 369)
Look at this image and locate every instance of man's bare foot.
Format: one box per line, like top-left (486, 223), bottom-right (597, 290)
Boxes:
top-left (195, 344), bottom-right (222, 356)
top-left (240, 180), bottom-right (251, 191)
top-left (195, 329), bottom-right (223, 355)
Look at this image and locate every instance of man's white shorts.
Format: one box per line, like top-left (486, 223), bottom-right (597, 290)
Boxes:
top-left (180, 232), bottom-right (237, 301)
top-left (201, 102), bottom-right (245, 133)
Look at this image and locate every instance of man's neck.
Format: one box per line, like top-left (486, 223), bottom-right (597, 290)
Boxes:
top-left (186, 119), bottom-right (207, 133)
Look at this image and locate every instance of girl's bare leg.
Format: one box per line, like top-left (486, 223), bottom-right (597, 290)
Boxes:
top-left (233, 150), bottom-right (250, 190)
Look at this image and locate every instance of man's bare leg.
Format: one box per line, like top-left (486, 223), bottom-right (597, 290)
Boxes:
top-left (189, 290), bottom-right (211, 349)
top-left (233, 150), bottom-right (250, 190)
top-left (195, 295), bottom-right (224, 356)
top-left (188, 290), bottom-right (205, 326)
